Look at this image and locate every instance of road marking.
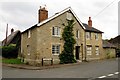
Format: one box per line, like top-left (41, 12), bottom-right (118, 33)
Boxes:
top-left (107, 74), bottom-right (114, 76)
top-left (114, 72), bottom-right (119, 74)
top-left (97, 72), bottom-right (119, 79)
top-left (98, 76), bottom-right (106, 78)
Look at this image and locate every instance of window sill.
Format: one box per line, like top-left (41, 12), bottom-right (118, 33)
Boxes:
top-left (87, 54), bottom-right (92, 56)
top-left (96, 54), bottom-right (99, 55)
top-left (52, 54), bottom-right (59, 56)
top-left (52, 35), bottom-right (61, 38)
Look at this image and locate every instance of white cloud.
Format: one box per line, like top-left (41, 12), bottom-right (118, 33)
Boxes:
top-left (0, 0), bottom-right (118, 41)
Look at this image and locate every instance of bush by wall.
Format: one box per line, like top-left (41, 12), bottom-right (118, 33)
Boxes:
top-left (2, 44), bottom-right (18, 58)
top-left (59, 19), bottom-right (76, 64)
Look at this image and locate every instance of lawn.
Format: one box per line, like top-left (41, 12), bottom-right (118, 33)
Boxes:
top-left (2, 58), bottom-right (24, 64)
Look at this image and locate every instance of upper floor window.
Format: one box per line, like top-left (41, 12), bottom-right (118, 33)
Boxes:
top-left (86, 45), bottom-right (92, 55)
top-left (52, 27), bottom-right (60, 37)
top-left (67, 12), bottom-right (72, 20)
top-left (86, 32), bottom-right (91, 40)
top-left (95, 33), bottom-right (99, 40)
top-left (76, 30), bottom-right (79, 39)
top-left (52, 44), bottom-right (60, 55)
top-left (27, 30), bottom-right (31, 38)
top-left (95, 46), bottom-right (99, 55)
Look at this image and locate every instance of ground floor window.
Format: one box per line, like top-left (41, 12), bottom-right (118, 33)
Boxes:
top-left (95, 46), bottom-right (99, 55)
top-left (52, 44), bottom-right (60, 55)
top-left (87, 46), bottom-right (92, 55)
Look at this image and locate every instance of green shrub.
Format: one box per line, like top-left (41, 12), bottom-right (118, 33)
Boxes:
top-left (2, 44), bottom-right (18, 58)
top-left (59, 19), bottom-right (76, 64)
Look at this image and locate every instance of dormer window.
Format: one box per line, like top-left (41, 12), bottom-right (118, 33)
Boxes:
top-left (52, 27), bottom-right (60, 37)
top-left (67, 12), bottom-right (72, 20)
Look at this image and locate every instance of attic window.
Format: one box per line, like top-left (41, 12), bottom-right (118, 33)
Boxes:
top-left (66, 12), bottom-right (72, 20)
top-left (76, 30), bottom-right (79, 38)
top-left (27, 30), bottom-right (31, 38)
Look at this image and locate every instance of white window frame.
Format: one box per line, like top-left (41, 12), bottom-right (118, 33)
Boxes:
top-left (52, 44), bottom-right (60, 55)
top-left (95, 33), bottom-right (99, 40)
top-left (87, 46), bottom-right (92, 55)
top-left (52, 27), bottom-right (60, 37)
top-left (76, 30), bottom-right (79, 39)
top-left (95, 46), bottom-right (99, 55)
top-left (27, 30), bottom-right (31, 38)
top-left (86, 32), bottom-right (91, 40)
top-left (67, 12), bottom-right (72, 20)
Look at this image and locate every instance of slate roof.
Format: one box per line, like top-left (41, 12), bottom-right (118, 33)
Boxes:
top-left (109, 35), bottom-right (120, 44)
top-left (2, 30), bottom-right (21, 46)
top-left (102, 40), bottom-right (116, 48)
top-left (83, 23), bottom-right (103, 33)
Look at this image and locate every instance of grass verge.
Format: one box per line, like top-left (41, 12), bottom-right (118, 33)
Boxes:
top-left (1, 58), bottom-right (24, 64)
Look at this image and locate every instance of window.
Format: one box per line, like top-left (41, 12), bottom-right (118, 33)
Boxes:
top-left (67, 12), bottom-right (72, 20)
top-left (87, 46), bottom-right (92, 55)
top-left (95, 33), bottom-right (99, 40)
top-left (86, 32), bottom-right (91, 40)
top-left (27, 30), bottom-right (31, 38)
top-left (52, 45), bottom-right (60, 55)
top-left (76, 30), bottom-right (79, 38)
top-left (95, 46), bottom-right (99, 55)
top-left (52, 27), bottom-right (60, 37)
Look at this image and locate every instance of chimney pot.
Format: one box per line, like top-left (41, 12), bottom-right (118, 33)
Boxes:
top-left (88, 17), bottom-right (92, 27)
top-left (11, 28), bottom-right (14, 34)
top-left (38, 5), bottom-right (48, 23)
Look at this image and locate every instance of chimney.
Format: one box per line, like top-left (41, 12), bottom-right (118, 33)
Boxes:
top-left (38, 6), bottom-right (48, 23)
top-left (88, 17), bottom-right (92, 27)
top-left (11, 28), bottom-right (14, 34)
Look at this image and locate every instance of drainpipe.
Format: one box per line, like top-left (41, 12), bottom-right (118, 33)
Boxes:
top-left (84, 31), bottom-right (87, 61)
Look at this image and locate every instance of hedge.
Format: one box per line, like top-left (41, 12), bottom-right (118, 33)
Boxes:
top-left (1, 44), bottom-right (18, 58)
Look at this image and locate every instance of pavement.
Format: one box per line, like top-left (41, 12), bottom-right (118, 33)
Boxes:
top-left (2, 58), bottom-right (119, 70)
top-left (2, 61), bottom-right (82, 70)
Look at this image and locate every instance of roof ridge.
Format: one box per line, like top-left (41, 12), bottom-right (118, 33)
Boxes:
top-left (37, 7), bottom-right (85, 29)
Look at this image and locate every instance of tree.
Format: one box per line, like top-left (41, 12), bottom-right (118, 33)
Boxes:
top-left (59, 19), bottom-right (76, 64)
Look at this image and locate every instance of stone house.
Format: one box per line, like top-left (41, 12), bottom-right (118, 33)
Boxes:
top-left (21, 7), bottom-right (104, 66)
top-left (83, 21), bottom-right (103, 61)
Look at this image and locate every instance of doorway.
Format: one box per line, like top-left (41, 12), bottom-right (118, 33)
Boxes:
top-left (76, 46), bottom-right (80, 60)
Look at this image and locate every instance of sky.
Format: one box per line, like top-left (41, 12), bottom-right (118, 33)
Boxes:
top-left (0, 0), bottom-right (119, 41)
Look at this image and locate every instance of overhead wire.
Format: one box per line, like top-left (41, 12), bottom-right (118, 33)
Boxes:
top-left (93, 0), bottom-right (117, 19)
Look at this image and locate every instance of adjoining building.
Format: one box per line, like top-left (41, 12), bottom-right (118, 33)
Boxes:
top-left (2, 29), bottom-right (21, 58)
top-left (103, 40), bottom-right (116, 58)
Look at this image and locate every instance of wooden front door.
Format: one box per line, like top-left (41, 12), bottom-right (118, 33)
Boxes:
top-left (76, 46), bottom-right (80, 60)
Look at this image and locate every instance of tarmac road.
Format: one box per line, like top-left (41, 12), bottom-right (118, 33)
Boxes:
top-left (2, 58), bottom-right (119, 79)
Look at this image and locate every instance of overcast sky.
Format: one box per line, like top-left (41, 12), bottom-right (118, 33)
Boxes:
top-left (0, 0), bottom-right (119, 41)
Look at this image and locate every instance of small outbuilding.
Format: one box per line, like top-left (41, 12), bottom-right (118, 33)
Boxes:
top-left (103, 40), bottom-right (116, 59)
